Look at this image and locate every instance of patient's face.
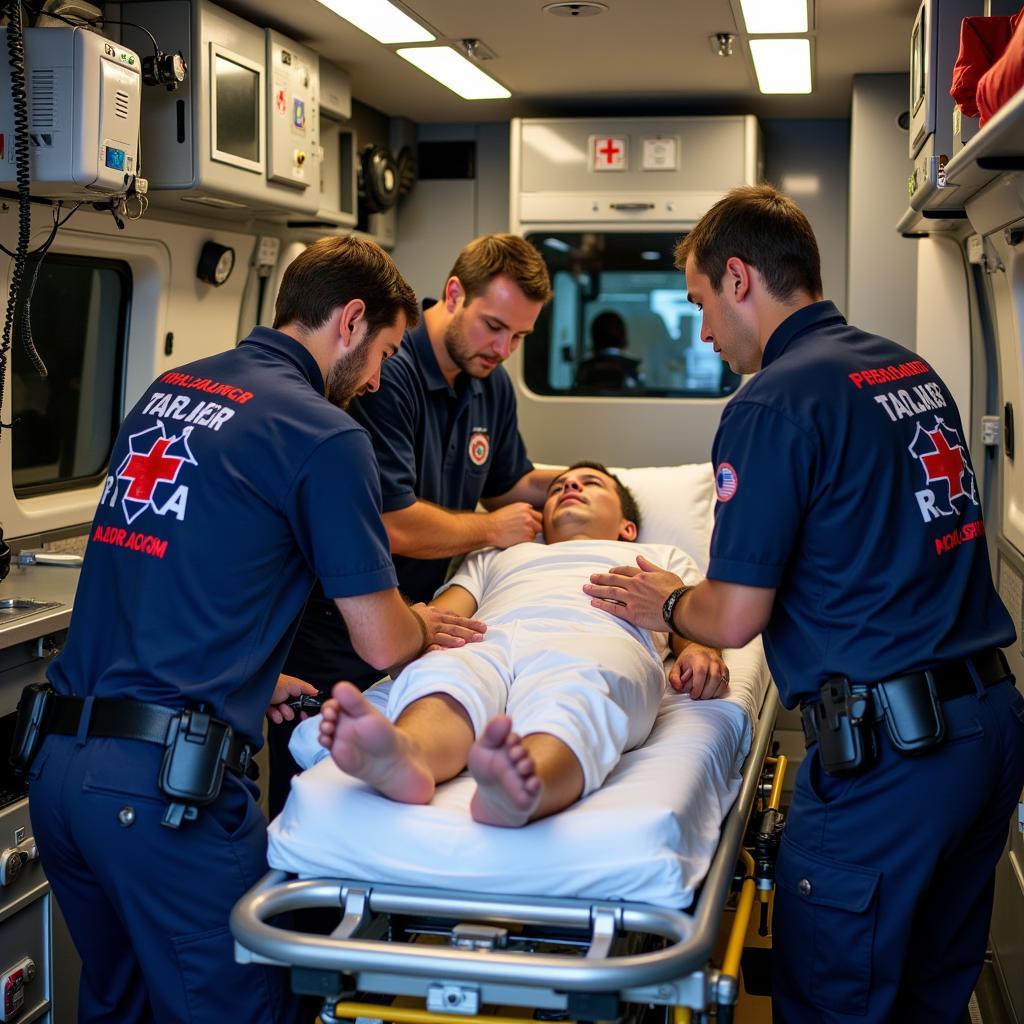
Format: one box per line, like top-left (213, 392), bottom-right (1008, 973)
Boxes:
top-left (543, 467), bottom-right (637, 543)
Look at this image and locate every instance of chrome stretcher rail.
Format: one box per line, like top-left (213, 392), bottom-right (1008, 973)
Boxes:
top-left (231, 685), bottom-right (779, 1000)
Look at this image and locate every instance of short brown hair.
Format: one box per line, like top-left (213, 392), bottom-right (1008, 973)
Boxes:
top-left (448, 234), bottom-right (553, 305)
top-left (274, 235), bottom-right (419, 337)
top-left (675, 184), bottom-right (822, 301)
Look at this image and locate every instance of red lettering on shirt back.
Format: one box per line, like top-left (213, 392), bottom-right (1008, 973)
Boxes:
top-left (92, 524), bottom-right (168, 559)
top-left (159, 372), bottom-right (254, 404)
top-left (848, 360), bottom-right (931, 389)
top-left (933, 518), bottom-right (985, 557)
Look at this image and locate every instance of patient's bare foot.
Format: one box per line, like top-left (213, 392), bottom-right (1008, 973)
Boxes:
top-left (318, 683), bottom-right (435, 804)
top-left (468, 716), bottom-right (542, 827)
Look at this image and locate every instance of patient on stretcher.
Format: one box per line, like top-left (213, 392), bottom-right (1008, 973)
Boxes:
top-left (318, 462), bottom-right (729, 827)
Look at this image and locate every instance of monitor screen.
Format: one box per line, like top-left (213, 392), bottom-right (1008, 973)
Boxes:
top-left (214, 53), bottom-right (259, 165)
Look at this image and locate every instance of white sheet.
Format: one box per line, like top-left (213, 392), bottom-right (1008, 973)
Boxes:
top-left (267, 637), bottom-right (770, 909)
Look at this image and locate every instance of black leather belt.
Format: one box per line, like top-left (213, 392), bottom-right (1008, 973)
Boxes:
top-left (877, 647), bottom-right (1009, 703)
top-left (800, 647), bottom-right (1011, 750)
top-left (45, 695), bottom-right (255, 778)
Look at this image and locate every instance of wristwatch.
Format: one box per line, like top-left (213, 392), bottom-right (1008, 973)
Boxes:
top-left (661, 585), bottom-right (692, 637)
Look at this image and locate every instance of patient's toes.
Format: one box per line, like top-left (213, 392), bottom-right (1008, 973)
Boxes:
top-left (468, 720), bottom-right (542, 827)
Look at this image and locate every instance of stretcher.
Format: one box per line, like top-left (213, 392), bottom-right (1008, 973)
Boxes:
top-left (231, 464), bottom-right (787, 1021)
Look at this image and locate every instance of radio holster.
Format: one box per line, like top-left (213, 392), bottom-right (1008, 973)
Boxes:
top-left (9, 683), bottom-right (54, 773)
top-left (801, 677), bottom-right (877, 776)
top-left (158, 709), bottom-right (234, 829)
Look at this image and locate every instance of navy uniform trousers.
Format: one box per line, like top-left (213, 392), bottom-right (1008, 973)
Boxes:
top-left (28, 728), bottom-right (298, 1024)
top-left (773, 675), bottom-right (1024, 1023)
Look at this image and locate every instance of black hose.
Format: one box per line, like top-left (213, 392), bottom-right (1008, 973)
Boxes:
top-left (0, 0), bottom-right (32, 429)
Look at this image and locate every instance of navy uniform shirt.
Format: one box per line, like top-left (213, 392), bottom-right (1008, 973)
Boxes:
top-left (708, 301), bottom-right (1015, 708)
top-left (284, 299), bottom-right (532, 688)
top-left (50, 327), bottom-right (397, 746)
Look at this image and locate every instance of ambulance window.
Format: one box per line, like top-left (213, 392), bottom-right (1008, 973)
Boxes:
top-left (523, 231), bottom-right (740, 399)
top-left (10, 254), bottom-right (130, 495)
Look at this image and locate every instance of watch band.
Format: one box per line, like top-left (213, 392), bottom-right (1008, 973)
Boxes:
top-left (662, 585), bottom-right (692, 637)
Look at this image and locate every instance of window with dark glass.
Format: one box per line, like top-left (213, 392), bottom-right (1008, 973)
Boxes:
top-left (523, 231), bottom-right (740, 399)
top-left (11, 254), bottom-right (130, 494)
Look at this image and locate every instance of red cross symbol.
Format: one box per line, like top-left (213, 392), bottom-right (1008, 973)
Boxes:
top-left (120, 438), bottom-right (184, 502)
top-left (920, 429), bottom-right (967, 500)
top-left (598, 139), bottom-right (621, 164)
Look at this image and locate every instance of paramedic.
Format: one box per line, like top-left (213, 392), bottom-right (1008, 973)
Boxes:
top-left (584, 184), bottom-right (1024, 1023)
top-left (319, 462), bottom-right (728, 827)
top-left (23, 236), bottom-right (485, 1024)
top-left (271, 234), bottom-right (564, 814)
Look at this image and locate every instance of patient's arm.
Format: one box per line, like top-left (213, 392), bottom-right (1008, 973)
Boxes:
top-left (430, 584), bottom-right (480, 619)
top-left (385, 500), bottom-right (541, 557)
top-left (668, 637), bottom-right (729, 700)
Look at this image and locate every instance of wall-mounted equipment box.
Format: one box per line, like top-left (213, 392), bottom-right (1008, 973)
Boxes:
top-left (0, 27), bottom-right (142, 199)
top-left (313, 58), bottom-right (357, 229)
top-left (511, 115), bottom-right (762, 231)
top-left (124, 0), bottom-right (320, 217)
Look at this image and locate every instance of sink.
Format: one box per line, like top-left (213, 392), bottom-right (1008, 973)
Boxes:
top-left (0, 598), bottom-right (62, 624)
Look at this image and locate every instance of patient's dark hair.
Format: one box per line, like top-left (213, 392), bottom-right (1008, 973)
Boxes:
top-left (566, 461), bottom-right (642, 534)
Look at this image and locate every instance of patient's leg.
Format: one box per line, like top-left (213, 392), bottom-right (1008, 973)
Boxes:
top-left (468, 717), bottom-right (583, 827)
top-left (319, 682), bottom-right (474, 804)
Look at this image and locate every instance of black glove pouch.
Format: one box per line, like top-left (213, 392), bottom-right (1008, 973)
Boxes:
top-left (814, 677), bottom-right (877, 776)
top-left (873, 673), bottom-right (946, 754)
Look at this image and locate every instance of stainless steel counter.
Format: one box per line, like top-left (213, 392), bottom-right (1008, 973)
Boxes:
top-left (0, 562), bottom-right (79, 654)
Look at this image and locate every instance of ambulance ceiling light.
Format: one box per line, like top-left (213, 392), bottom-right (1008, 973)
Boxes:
top-left (542, 3), bottom-right (608, 17)
top-left (749, 38), bottom-right (812, 94)
top-left (314, 0), bottom-right (434, 44)
top-left (738, 0), bottom-right (808, 34)
top-left (396, 46), bottom-right (510, 100)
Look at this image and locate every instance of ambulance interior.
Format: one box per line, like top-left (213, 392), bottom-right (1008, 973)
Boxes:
top-left (0, 0), bottom-right (1022, 1020)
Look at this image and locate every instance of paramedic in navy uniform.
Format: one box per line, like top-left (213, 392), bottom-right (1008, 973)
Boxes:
top-left (23, 236), bottom-right (485, 1024)
top-left (271, 233), bottom-right (562, 813)
top-left (585, 184), bottom-right (1024, 1024)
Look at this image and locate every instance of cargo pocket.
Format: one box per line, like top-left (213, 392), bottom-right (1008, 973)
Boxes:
top-left (173, 925), bottom-right (276, 1022)
top-left (773, 836), bottom-right (881, 1015)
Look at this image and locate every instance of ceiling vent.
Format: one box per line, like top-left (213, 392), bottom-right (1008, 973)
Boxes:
top-left (542, 2), bottom-right (608, 17)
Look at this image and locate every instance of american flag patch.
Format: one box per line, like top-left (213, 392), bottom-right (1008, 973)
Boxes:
top-left (715, 462), bottom-right (739, 502)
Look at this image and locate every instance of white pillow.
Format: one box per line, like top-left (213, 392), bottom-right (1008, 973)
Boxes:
top-left (609, 463), bottom-right (716, 574)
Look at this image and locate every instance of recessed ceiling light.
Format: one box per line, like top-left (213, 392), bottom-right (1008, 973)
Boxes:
top-left (738, 0), bottom-right (808, 34)
top-left (396, 46), bottom-right (511, 100)
top-left (749, 38), bottom-right (812, 94)
top-left (313, 0), bottom-right (434, 44)
top-left (542, 2), bottom-right (608, 17)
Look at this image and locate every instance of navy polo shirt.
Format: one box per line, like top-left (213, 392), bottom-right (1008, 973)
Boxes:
top-left (50, 327), bottom-right (397, 746)
top-left (708, 301), bottom-right (1015, 707)
top-left (283, 300), bottom-right (532, 689)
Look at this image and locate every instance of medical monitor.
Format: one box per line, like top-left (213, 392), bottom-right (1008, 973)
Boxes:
top-left (211, 46), bottom-right (261, 172)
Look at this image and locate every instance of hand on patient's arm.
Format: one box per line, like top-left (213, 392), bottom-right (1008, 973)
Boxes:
top-left (385, 500), bottom-right (540, 558)
top-left (669, 641), bottom-right (729, 700)
top-left (266, 674), bottom-right (320, 725)
top-left (335, 589), bottom-right (486, 672)
top-left (584, 556), bottom-right (775, 650)
top-left (421, 585), bottom-right (483, 653)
